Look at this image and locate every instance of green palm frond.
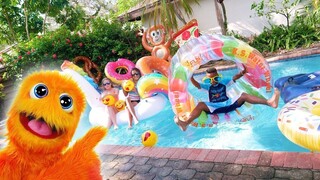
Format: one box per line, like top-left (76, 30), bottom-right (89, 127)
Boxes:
top-left (147, 0), bottom-right (199, 31)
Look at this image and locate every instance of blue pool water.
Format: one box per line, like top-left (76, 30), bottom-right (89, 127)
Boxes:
top-left (74, 54), bottom-right (320, 152)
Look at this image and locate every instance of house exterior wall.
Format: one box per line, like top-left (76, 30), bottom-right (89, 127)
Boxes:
top-left (141, 0), bottom-right (295, 37)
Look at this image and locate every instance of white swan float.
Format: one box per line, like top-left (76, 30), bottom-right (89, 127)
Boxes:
top-left (61, 61), bottom-right (168, 128)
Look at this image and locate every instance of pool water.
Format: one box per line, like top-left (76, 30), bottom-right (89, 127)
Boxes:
top-left (74, 54), bottom-right (320, 152)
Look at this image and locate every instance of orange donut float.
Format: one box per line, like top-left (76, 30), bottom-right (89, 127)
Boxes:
top-left (136, 56), bottom-right (169, 77)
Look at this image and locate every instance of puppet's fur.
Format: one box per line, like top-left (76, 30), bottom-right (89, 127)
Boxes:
top-left (0, 71), bottom-right (107, 179)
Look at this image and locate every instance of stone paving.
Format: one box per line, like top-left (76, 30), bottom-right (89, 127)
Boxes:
top-left (96, 144), bottom-right (320, 180)
top-left (99, 153), bottom-right (320, 180)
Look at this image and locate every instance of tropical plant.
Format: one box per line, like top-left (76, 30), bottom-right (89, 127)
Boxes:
top-left (250, 16), bottom-right (320, 54)
top-left (1, 18), bottom-right (148, 81)
top-left (0, 83), bottom-right (4, 100)
top-left (0, 83), bottom-right (4, 120)
top-left (251, 0), bottom-right (301, 28)
top-left (115, 0), bottom-right (199, 31)
top-left (0, 0), bottom-right (92, 45)
top-left (0, 0), bottom-right (28, 44)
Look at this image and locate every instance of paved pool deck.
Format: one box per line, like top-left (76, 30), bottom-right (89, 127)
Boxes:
top-left (97, 145), bottom-right (320, 179)
top-left (97, 47), bottom-right (320, 180)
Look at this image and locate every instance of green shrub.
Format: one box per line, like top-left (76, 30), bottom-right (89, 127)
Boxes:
top-left (2, 18), bottom-right (148, 80)
top-left (0, 83), bottom-right (4, 99)
top-left (249, 4), bottom-right (320, 54)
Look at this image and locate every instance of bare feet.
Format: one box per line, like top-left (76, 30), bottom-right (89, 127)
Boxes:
top-left (267, 88), bottom-right (280, 108)
top-left (133, 117), bottom-right (139, 125)
top-left (174, 116), bottom-right (188, 131)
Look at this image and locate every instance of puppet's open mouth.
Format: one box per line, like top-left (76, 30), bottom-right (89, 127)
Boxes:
top-left (20, 112), bottom-right (62, 139)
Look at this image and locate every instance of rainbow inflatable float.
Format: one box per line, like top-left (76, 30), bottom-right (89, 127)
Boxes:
top-left (115, 73), bottom-right (169, 125)
top-left (278, 90), bottom-right (320, 152)
top-left (137, 73), bottom-right (168, 99)
top-left (168, 34), bottom-right (274, 127)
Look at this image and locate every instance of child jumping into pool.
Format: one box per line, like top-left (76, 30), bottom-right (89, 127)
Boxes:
top-left (174, 66), bottom-right (280, 131)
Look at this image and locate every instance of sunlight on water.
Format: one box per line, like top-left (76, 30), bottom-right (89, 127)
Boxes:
top-left (74, 55), bottom-right (320, 152)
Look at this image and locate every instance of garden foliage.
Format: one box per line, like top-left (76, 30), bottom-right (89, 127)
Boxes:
top-left (2, 18), bottom-right (148, 80)
top-left (250, 1), bottom-right (320, 53)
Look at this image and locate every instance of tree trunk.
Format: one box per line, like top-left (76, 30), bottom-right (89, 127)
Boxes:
top-left (24, 0), bottom-right (30, 40)
top-left (2, 9), bottom-right (17, 43)
top-left (220, 1), bottom-right (228, 34)
top-left (214, 0), bottom-right (226, 35)
top-left (43, 0), bottom-right (51, 35)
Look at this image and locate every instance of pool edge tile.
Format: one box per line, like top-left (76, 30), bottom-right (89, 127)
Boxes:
top-left (195, 149), bottom-right (211, 161)
top-left (257, 151), bottom-right (273, 166)
top-left (224, 150), bottom-right (239, 163)
top-left (312, 153), bottom-right (320, 170)
top-left (270, 152), bottom-right (285, 167)
top-left (204, 149), bottom-right (220, 162)
top-left (297, 153), bottom-right (313, 169)
top-left (283, 152), bottom-right (299, 168)
top-left (214, 150), bottom-right (229, 163)
top-left (234, 150), bottom-right (250, 164)
top-left (245, 151), bottom-right (262, 165)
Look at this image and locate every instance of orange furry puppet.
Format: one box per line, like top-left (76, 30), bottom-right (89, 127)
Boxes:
top-left (0, 71), bottom-right (107, 179)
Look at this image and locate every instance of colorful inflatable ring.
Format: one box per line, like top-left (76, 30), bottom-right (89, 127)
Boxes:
top-left (278, 90), bottom-right (320, 151)
top-left (137, 73), bottom-right (168, 99)
top-left (105, 58), bottom-right (135, 84)
top-left (136, 56), bottom-right (169, 77)
top-left (168, 34), bottom-right (273, 127)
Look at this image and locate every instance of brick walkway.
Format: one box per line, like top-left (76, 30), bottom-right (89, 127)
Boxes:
top-left (97, 145), bottom-right (320, 180)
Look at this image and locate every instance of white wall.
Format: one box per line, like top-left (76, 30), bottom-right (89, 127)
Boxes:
top-left (141, 0), bottom-right (297, 37)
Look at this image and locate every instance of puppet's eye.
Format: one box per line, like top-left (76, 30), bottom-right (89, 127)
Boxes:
top-left (60, 93), bottom-right (73, 112)
top-left (30, 83), bottom-right (48, 99)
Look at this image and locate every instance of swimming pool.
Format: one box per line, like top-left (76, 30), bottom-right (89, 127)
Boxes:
top-left (74, 54), bottom-right (320, 152)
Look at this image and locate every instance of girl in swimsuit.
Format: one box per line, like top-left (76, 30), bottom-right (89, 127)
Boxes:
top-left (123, 68), bottom-right (142, 128)
top-left (101, 77), bottom-right (119, 129)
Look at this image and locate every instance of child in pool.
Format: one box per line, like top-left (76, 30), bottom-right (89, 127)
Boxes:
top-left (100, 77), bottom-right (119, 129)
top-left (174, 66), bottom-right (280, 131)
top-left (123, 68), bottom-right (142, 128)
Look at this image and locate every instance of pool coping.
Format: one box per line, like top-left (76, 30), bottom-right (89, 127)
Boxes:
top-left (97, 47), bottom-right (320, 171)
top-left (96, 144), bottom-right (320, 170)
top-left (194, 45), bottom-right (320, 73)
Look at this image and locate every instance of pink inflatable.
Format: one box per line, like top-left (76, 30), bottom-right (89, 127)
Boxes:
top-left (105, 58), bottom-right (135, 84)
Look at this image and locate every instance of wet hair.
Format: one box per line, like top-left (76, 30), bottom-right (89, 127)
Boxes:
top-left (131, 67), bottom-right (141, 75)
top-left (206, 67), bottom-right (217, 74)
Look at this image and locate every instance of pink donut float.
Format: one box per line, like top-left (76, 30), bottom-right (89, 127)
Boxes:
top-left (105, 58), bottom-right (135, 84)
